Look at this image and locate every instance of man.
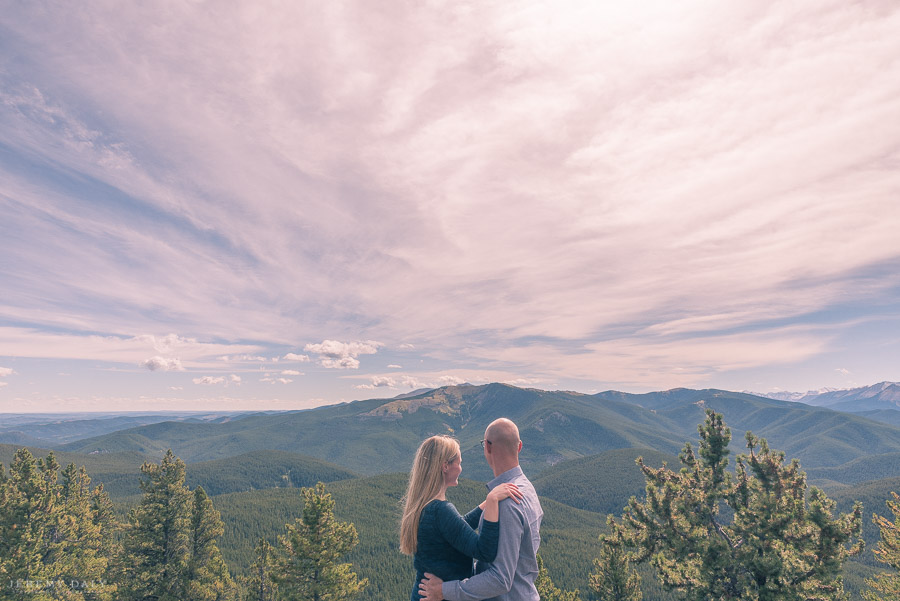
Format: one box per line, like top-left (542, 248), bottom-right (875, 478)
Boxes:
top-left (419, 418), bottom-right (543, 601)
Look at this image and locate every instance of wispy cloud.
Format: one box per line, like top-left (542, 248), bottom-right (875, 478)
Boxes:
top-left (1, 1), bottom-right (899, 405)
top-left (0, 328), bottom-right (264, 368)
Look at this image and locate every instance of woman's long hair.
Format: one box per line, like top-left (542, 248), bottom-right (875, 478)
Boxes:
top-left (399, 435), bottom-right (460, 555)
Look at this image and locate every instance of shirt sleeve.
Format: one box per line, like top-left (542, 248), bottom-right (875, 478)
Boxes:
top-left (436, 502), bottom-right (500, 563)
top-left (442, 499), bottom-right (523, 601)
top-left (463, 506), bottom-right (483, 530)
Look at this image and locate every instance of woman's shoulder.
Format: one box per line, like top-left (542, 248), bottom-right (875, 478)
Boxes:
top-left (423, 498), bottom-right (458, 515)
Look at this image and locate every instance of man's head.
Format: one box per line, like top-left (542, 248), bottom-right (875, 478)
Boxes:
top-left (483, 417), bottom-right (522, 476)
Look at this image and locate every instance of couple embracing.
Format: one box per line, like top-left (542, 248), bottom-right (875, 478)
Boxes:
top-left (400, 418), bottom-right (543, 601)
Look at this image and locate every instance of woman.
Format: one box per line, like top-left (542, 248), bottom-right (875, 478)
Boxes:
top-left (400, 435), bottom-right (521, 601)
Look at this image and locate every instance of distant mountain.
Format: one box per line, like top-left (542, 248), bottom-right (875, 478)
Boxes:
top-left (751, 388), bottom-right (841, 402)
top-left (0, 411), bottom-right (264, 446)
top-left (58, 384), bottom-right (691, 480)
top-left (392, 387), bottom-right (437, 399)
top-left (752, 382), bottom-right (900, 412)
top-left (54, 383), bottom-right (900, 483)
top-left (0, 431), bottom-right (53, 447)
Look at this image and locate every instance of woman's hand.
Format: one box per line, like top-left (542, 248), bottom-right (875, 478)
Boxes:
top-left (487, 482), bottom-right (523, 505)
top-left (480, 482), bottom-right (523, 521)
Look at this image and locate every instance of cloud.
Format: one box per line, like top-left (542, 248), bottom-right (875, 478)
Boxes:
top-left (304, 340), bottom-right (383, 369)
top-left (281, 370), bottom-right (302, 376)
top-left (0, 367), bottom-right (14, 377)
top-left (283, 353), bottom-right (311, 362)
top-left (401, 376), bottom-right (424, 389)
top-left (261, 377), bottom-right (293, 384)
top-left (219, 354), bottom-right (268, 362)
top-left (387, 364), bottom-right (402, 369)
top-left (354, 375), bottom-right (396, 390)
top-left (503, 378), bottom-right (542, 387)
top-left (1, 1), bottom-right (900, 403)
top-left (835, 368), bottom-right (851, 376)
top-left (0, 382), bottom-right (7, 387)
top-left (193, 374), bottom-right (240, 386)
top-left (0, 328), bottom-right (265, 368)
top-left (141, 356), bottom-right (185, 372)
top-left (437, 375), bottom-right (465, 386)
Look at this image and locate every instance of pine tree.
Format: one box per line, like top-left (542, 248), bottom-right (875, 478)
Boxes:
top-left (864, 491), bottom-right (900, 600)
top-left (90, 481), bottom-right (122, 593)
top-left (590, 521), bottom-right (641, 601)
top-left (187, 486), bottom-right (237, 601)
top-left (619, 410), bottom-right (863, 601)
top-left (247, 538), bottom-right (278, 601)
top-left (122, 449), bottom-right (192, 600)
top-left (0, 450), bottom-right (117, 600)
top-left (536, 554), bottom-right (581, 601)
top-left (272, 482), bottom-right (367, 601)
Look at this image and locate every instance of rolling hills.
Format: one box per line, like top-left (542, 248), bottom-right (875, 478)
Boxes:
top-left (53, 383), bottom-right (900, 484)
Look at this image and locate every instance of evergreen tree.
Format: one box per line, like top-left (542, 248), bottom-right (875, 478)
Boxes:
top-left (0, 450), bottom-right (117, 600)
top-left (864, 491), bottom-right (900, 600)
top-left (187, 486), bottom-right (237, 601)
top-left (272, 482), bottom-right (367, 601)
top-left (122, 450), bottom-right (234, 600)
top-left (536, 554), bottom-right (581, 601)
top-left (122, 449), bottom-right (192, 600)
top-left (187, 486), bottom-right (237, 600)
top-left (590, 521), bottom-right (641, 601)
top-left (247, 538), bottom-right (278, 601)
top-left (90, 481), bottom-right (122, 592)
top-left (619, 410), bottom-right (863, 601)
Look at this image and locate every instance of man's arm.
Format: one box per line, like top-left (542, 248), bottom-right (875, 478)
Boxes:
top-left (440, 500), bottom-right (525, 601)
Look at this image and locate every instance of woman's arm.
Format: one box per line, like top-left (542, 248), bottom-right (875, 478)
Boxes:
top-left (435, 502), bottom-right (501, 563)
top-left (436, 485), bottom-right (523, 563)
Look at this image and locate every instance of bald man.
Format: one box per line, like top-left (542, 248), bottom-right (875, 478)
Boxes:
top-left (419, 418), bottom-right (543, 601)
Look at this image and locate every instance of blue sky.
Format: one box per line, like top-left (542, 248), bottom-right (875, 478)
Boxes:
top-left (1, 1), bottom-right (899, 412)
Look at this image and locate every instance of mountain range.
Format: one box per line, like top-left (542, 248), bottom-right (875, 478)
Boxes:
top-left (753, 381), bottom-right (900, 409)
top-left (0, 382), bottom-right (895, 485)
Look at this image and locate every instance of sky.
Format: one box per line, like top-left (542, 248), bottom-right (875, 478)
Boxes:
top-left (1, 1), bottom-right (899, 413)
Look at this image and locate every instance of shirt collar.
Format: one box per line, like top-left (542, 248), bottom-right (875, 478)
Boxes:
top-left (486, 465), bottom-right (524, 490)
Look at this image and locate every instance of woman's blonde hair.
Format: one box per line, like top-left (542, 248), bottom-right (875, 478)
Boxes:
top-left (399, 435), bottom-right (460, 555)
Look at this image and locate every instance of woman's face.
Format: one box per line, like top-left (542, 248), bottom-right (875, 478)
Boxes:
top-left (443, 454), bottom-right (462, 488)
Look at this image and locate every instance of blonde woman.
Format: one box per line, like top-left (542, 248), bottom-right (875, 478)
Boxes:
top-left (400, 435), bottom-right (522, 601)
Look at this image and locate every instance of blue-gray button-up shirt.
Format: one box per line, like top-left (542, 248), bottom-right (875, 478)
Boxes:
top-left (442, 466), bottom-right (543, 601)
